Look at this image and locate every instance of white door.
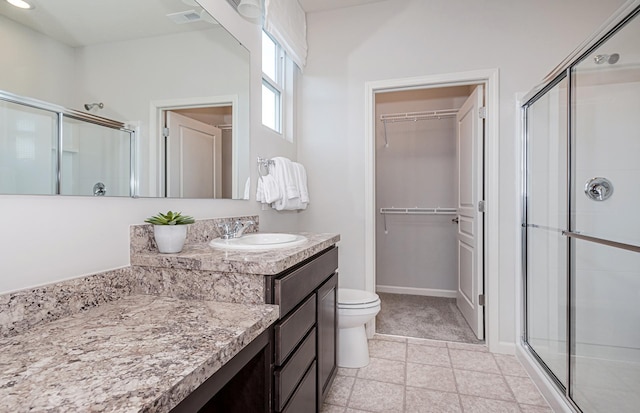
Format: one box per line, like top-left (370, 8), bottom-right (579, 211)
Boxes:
top-left (456, 85), bottom-right (485, 340)
top-left (165, 111), bottom-right (222, 198)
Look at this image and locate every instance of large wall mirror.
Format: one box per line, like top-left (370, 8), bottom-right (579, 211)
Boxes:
top-left (0, 0), bottom-right (250, 199)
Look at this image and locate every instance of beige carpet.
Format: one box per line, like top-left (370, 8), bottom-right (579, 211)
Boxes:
top-left (375, 292), bottom-right (483, 344)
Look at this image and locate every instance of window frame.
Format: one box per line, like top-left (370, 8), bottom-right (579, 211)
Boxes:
top-left (261, 31), bottom-right (285, 135)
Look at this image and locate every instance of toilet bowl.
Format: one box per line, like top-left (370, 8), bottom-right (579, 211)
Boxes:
top-left (337, 288), bottom-right (381, 368)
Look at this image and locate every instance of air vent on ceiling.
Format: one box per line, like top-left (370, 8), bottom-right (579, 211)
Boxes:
top-left (166, 10), bottom-right (202, 24)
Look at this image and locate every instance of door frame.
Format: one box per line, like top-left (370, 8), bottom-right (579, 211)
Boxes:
top-left (364, 69), bottom-right (501, 351)
top-left (149, 95), bottom-right (238, 197)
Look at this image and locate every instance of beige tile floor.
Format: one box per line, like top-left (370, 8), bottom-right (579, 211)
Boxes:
top-left (322, 334), bottom-right (553, 413)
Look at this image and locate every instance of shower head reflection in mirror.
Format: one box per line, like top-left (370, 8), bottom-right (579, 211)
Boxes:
top-left (84, 102), bottom-right (104, 111)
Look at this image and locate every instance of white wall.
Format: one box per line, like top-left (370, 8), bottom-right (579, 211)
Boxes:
top-left (0, 0), bottom-right (300, 294)
top-left (0, 15), bottom-right (76, 106)
top-left (298, 0), bottom-right (626, 347)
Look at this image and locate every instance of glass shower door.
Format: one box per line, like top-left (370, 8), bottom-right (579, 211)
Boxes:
top-left (525, 76), bottom-right (568, 388)
top-left (570, 9), bottom-right (640, 412)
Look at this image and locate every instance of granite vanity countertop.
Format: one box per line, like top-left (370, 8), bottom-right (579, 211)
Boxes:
top-left (131, 232), bottom-right (340, 275)
top-left (0, 295), bottom-right (278, 413)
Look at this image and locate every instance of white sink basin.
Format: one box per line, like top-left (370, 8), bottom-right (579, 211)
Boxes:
top-left (209, 233), bottom-right (308, 250)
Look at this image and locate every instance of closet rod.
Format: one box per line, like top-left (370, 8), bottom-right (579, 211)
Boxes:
top-left (380, 109), bottom-right (459, 147)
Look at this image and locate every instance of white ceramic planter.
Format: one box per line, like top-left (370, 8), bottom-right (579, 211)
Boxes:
top-left (153, 225), bottom-right (188, 253)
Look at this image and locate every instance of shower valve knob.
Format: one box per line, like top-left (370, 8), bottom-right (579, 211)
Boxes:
top-left (584, 177), bottom-right (613, 201)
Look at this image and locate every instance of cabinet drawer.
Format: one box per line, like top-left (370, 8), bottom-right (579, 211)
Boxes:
top-left (275, 294), bottom-right (316, 366)
top-left (275, 247), bottom-right (338, 315)
top-left (274, 328), bottom-right (316, 411)
top-left (280, 361), bottom-right (316, 413)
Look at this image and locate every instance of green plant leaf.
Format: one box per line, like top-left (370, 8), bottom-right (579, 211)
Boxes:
top-left (145, 211), bottom-right (194, 225)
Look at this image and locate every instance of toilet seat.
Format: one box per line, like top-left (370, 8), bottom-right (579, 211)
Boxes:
top-left (338, 288), bottom-right (380, 309)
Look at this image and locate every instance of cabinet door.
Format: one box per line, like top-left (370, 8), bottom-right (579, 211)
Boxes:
top-left (317, 272), bottom-right (338, 405)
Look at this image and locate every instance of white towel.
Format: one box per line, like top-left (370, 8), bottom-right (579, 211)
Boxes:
top-left (275, 161), bottom-right (309, 210)
top-left (243, 177), bottom-right (250, 200)
top-left (258, 157), bottom-right (309, 211)
top-left (293, 162), bottom-right (309, 205)
top-left (273, 157), bottom-right (299, 199)
top-left (256, 172), bottom-right (281, 204)
top-left (272, 157), bottom-right (297, 210)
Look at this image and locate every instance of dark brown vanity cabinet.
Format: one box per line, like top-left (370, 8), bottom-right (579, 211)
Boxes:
top-left (265, 246), bottom-right (338, 413)
top-left (317, 272), bottom-right (337, 403)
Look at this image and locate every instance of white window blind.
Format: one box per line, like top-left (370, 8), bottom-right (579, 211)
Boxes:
top-left (264, 0), bottom-right (307, 69)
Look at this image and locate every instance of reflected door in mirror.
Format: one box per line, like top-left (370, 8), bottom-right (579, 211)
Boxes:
top-left (166, 112), bottom-right (222, 198)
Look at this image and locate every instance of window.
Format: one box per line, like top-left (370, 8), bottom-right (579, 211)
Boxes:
top-left (262, 31), bottom-right (284, 134)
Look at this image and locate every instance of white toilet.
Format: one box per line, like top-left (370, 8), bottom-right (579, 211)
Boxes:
top-left (337, 288), bottom-right (381, 368)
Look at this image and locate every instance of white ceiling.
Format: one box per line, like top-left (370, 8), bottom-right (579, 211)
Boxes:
top-left (0, 0), bottom-right (390, 48)
top-left (298, 0), bottom-right (387, 13)
top-left (0, 0), bottom-right (221, 47)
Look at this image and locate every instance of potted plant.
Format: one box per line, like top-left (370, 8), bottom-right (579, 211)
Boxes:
top-left (145, 211), bottom-right (195, 253)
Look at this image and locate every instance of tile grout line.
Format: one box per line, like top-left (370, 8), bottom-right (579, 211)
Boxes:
top-left (492, 351), bottom-right (520, 406)
top-left (344, 366), bottom-right (357, 411)
top-left (403, 337), bottom-right (408, 412)
top-left (447, 343), bottom-right (466, 413)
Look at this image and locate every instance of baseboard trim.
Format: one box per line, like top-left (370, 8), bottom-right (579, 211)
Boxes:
top-left (491, 341), bottom-right (516, 355)
top-left (375, 285), bottom-right (457, 298)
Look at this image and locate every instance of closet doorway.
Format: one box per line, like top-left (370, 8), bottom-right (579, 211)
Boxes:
top-left (364, 70), bottom-right (499, 347)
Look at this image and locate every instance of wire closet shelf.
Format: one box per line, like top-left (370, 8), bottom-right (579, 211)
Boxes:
top-left (379, 108), bottom-right (459, 147)
top-left (379, 207), bottom-right (458, 234)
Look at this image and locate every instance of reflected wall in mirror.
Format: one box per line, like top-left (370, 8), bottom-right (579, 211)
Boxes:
top-left (0, 0), bottom-right (250, 199)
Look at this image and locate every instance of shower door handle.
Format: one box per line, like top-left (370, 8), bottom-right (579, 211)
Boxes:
top-left (562, 230), bottom-right (640, 253)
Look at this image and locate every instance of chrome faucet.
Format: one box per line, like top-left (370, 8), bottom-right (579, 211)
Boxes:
top-left (218, 220), bottom-right (255, 239)
top-left (233, 219), bottom-right (255, 237)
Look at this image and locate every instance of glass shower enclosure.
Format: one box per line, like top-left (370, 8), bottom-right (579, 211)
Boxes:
top-left (522, 4), bottom-right (639, 413)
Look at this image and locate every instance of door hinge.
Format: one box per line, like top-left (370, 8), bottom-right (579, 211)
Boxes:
top-left (478, 107), bottom-right (487, 119)
top-left (478, 200), bottom-right (486, 213)
top-left (162, 127), bottom-right (170, 137)
top-left (479, 294), bottom-right (485, 306)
